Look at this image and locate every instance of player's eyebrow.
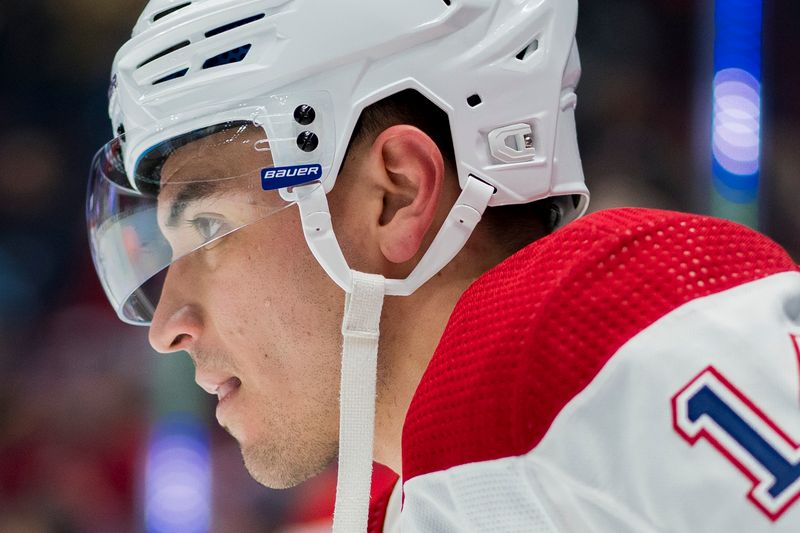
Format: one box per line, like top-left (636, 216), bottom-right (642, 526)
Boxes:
top-left (164, 181), bottom-right (224, 228)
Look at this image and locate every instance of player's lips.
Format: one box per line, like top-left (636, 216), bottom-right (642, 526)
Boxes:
top-left (215, 376), bottom-right (242, 426)
top-left (217, 376), bottom-right (241, 404)
top-left (195, 367), bottom-right (238, 396)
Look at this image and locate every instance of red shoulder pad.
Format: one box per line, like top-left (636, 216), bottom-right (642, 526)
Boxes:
top-left (402, 208), bottom-right (798, 483)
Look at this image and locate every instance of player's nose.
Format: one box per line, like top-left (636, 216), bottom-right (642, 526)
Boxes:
top-left (148, 265), bottom-right (203, 354)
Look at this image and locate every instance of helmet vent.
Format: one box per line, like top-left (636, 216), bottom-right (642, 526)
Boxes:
top-left (152, 68), bottom-right (189, 85)
top-left (137, 40), bottom-right (191, 69)
top-left (205, 14), bottom-right (266, 38)
top-left (467, 94), bottom-right (482, 107)
top-left (516, 39), bottom-right (540, 61)
top-left (152, 2), bottom-right (192, 22)
top-left (442, 0), bottom-right (452, 5)
top-left (202, 44), bottom-right (252, 69)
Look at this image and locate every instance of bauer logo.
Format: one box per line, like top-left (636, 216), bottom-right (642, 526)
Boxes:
top-left (261, 164), bottom-right (322, 191)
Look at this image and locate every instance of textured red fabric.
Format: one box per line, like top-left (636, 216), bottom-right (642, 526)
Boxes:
top-left (367, 463), bottom-right (399, 533)
top-left (400, 208), bottom-right (799, 484)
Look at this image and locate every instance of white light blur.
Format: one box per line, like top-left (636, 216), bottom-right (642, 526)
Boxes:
top-left (145, 429), bottom-right (211, 533)
top-left (712, 68), bottom-right (761, 176)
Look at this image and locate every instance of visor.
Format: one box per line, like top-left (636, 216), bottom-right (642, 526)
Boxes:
top-left (88, 97), bottom-right (333, 325)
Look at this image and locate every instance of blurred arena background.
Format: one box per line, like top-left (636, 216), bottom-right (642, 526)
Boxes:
top-left (0, 1), bottom-right (796, 531)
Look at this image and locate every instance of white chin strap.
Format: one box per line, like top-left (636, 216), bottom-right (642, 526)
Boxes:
top-left (333, 270), bottom-right (385, 533)
top-left (297, 175), bottom-right (496, 296)
top-left (296, 175), bottom-right (494, 532)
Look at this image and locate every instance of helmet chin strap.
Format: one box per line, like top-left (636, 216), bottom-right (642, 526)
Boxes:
top-left (334, 270), bottom-right (385, 533)
top-left (295, 175), bottom-right (494, 532)
top-left (296, 175), bottom-right (496, 296)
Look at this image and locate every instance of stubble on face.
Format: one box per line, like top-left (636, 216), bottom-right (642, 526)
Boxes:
top-left (239, 409), bottom-right (339, 489)
top-left (196, 217), bottom-right (344, 489)
top-left (238, 383), bottom-right (339, 488)
top-left (200, 339), bottom-right (340, 488)
top-left (196, 336), bottom-right (340, 488)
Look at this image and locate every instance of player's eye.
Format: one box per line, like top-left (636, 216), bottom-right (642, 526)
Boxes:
top-left (188, 215), bottom-right (231, 249)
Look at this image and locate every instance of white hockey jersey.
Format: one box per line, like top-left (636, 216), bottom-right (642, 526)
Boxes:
top-left (368, 208), bottom-right (800, 532)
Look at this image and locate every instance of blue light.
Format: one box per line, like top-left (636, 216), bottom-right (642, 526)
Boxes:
top-left (711, 0), bottom-right (763, 208)
top-left (145, 415), bottom-right (211, 533)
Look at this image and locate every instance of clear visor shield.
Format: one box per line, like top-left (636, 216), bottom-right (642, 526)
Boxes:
top-left (88, 107), bottom-right (331, 325)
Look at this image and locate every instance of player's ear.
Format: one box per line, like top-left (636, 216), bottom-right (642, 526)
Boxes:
top-left (371, 125), bottom-right (445, 264)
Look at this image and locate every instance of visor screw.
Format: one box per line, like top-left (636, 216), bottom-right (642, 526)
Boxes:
top-left (294, 105), bottom-right (316, 126)
top-left (297, 131), bottom-right (319, 152)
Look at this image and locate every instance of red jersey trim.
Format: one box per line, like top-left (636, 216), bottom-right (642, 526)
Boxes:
top-left (367, 463), bottom-right (398, 533)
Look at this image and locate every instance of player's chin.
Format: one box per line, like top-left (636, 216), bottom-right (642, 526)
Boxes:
top-left (240, 439), bottom-right (337, 490)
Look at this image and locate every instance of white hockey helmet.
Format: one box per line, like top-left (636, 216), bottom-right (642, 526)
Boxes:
top-left (87, 0), bottom-right (587, 529)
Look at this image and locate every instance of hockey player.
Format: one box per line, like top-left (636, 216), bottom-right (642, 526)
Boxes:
top-left (86, 0), bottom-right (800, 531)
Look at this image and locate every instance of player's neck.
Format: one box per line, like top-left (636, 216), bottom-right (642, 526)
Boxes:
top-left (372, 239), bottom-right (510, 474)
